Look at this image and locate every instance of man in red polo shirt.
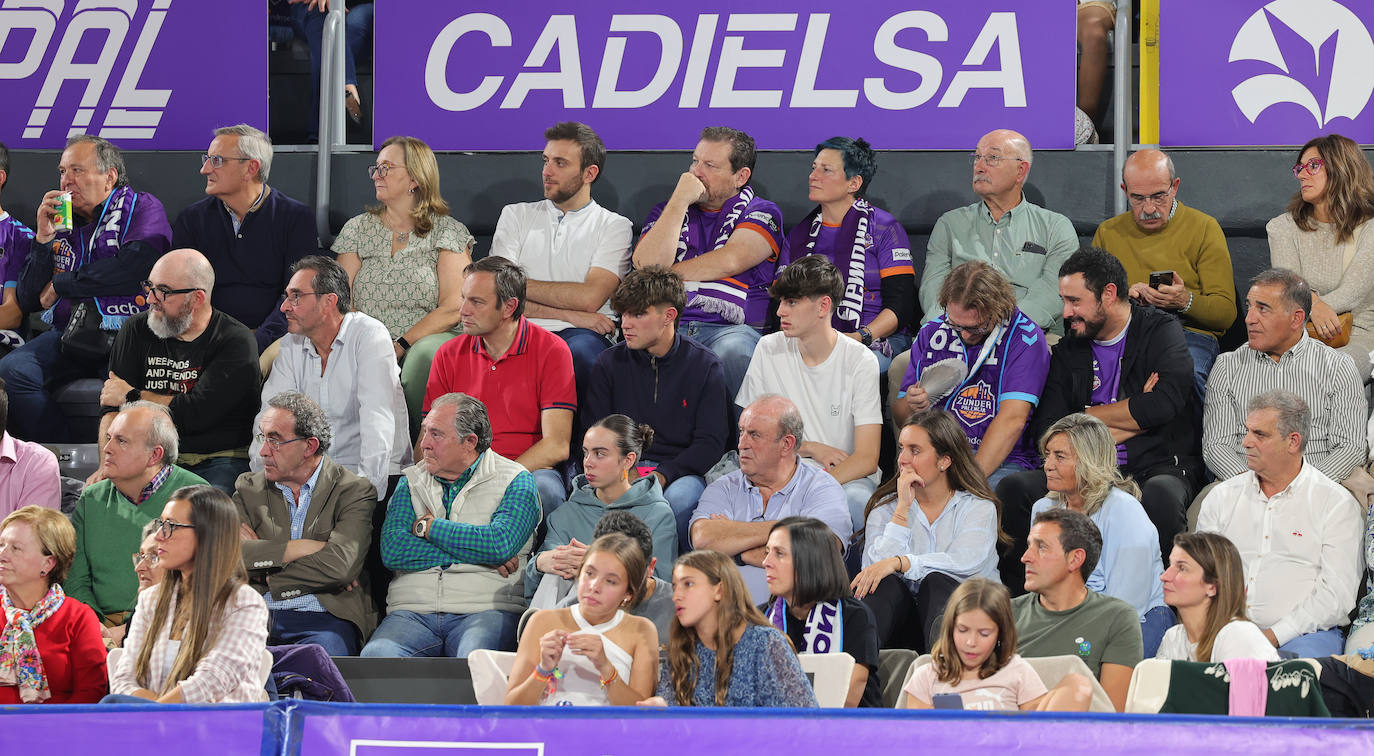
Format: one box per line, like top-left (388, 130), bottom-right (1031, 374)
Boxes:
top-left (424, 256), bottom-right (576, 516)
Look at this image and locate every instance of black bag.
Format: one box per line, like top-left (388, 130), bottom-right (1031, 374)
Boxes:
top-left (60, 301), bottom-right (116, 362)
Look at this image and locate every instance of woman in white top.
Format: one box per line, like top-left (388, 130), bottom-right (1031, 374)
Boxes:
top-left (507, 533), bottom-right (659, 705)
top-left (1155, 532), bottom-right (1279, 663)
top-left (850, 409), bottom-right (1006, 652)
top-left (108, 486), bottom-right (270, 703)
top-left (1029, 414), bottom-right (1170, 655)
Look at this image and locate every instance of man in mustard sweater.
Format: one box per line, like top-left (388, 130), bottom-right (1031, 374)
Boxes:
top-left (1092, 149), bottom-right (1235, 402)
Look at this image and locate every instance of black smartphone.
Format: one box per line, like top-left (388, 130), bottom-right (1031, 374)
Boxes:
top-left (1149, 270), bottom-right (1175, 289)
top-left (932, 693), bottom-right (964, 710)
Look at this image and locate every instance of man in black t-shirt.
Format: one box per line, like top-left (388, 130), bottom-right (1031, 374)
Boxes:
top-left (98, 248), bottom-right (260, 492)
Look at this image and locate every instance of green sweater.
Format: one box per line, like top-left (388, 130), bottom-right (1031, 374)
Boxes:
top-left (1092, 201), bottom-right (1236, 338)
top-left (65, 465), bottom-right (207, 619)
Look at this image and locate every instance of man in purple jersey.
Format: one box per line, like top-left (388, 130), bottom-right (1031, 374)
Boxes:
top-left (895, 262), bottom-right (1049, 487)
top-left (1, 135), bottom-right (172, 442)
top-left (0, 141), bottom-right (35, 336)
top-left (632, 126), bottom-right (786, 402)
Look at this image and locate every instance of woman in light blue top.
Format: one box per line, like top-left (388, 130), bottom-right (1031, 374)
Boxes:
top-left (850, 409), bottom-right (1006, 652)
top-left (1029, 413), bottom-right (1172, 656)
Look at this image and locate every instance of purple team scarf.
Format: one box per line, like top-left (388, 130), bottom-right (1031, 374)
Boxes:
top-left (678, 186), bottom-right (755, 325)
top-left (768, 596), bottom-right (844, 655)
top-left (44, 185), bottom-right (145, 330)
top-left (796, 198), bottom-right (873, 332)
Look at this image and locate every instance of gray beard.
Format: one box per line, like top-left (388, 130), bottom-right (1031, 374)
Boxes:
top-left (148, 308), bottom-right (192, 339)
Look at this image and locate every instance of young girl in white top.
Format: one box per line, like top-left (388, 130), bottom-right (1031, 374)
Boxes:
top-left (507, 533), bottom-right (659, 705)
top-left (1155, 532), bottom-right (1280, 663)
top-left (902, 578), bottom-right (1092, 712)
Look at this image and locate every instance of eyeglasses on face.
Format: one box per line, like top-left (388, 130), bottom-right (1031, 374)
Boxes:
top-left (946, 316), bottom-right (993, 336)
top-left (132, 551), bottom-right (159, 567)
top-left (282, 290), bottom-right (323, 307)
top-left (1292, 158), bottom-right (1324, 178)
top-left (367, 162), bottom-right (400, 179)
top-left (141, 281), bottom-right (204, 301)
top-left (969, 152), bottom-right (1024, 167)
top-left (1127, 190), bottom-right (1173, 207)
top-left (255, 432), bottom-right (310, 450)
top-left (201, 154), bottom-right (253, 169)
top-left (151, 518), bottom-right (193, 539)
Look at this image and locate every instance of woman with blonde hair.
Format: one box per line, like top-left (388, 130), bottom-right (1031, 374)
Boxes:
top-left (1155, 532), bottom-right (1278, 663)
top-left (0, 506), bottom-right (107, 703)
top-left (640, 550), bottom-right (816, 707)
top-left (1267, 133), bottom-right (1374, 375)
top-left (334, 135), bottom-right (476, 429)
top-left (107, 485), bottom-right (269, 703)
top-left (1030, 413), bottom-right (1170, 655)
top-left (507, 533), bottom-right (660, 705)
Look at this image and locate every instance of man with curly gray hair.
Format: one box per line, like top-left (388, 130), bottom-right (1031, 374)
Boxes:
top-left (235, 390), bottom-right (380, 655)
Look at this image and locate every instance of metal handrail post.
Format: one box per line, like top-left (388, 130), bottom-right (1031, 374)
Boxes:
top-left (315, 5), bottom-right (345, 244)
top-left (1113, 1), bottom-right (1134, 215)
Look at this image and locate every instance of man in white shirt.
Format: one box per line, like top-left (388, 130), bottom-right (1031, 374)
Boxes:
top-left (1197, 390), bottom-right (1363, 657)
top-left (488, 122), bottom-right (632, 413)
top-left (736, 255), bottom-right (881, 532)
top-left (253, 255), bottom-right (410, 498)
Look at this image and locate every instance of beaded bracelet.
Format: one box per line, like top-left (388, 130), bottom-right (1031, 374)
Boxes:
top-left (599, 667), bottom-right (619, 688)
top-left (534, 665), bottom-right (563, 697)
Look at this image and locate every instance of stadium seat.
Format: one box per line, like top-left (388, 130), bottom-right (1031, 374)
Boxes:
top-left (897, 653), bottom-right (1116, 712)
top-left (797, 652), bottom-right (856, 708)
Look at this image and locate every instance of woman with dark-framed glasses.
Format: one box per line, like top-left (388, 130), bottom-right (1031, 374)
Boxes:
top-left (1267, 133), bottom-right (1374, 377)
top-left (0, 505), bottom-right (108, 704)
top-left (106, 485), bottom-right (269, 703)
top-left (333, 135), bottom-right (475, 433)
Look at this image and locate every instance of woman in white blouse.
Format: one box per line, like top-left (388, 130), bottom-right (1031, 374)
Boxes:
top-left (850, 409), bottom-right (1007, 652)
top-left (107, 486), bottom-right (269, 703)
top-left (1155, 532), bottom-right (1278, 663)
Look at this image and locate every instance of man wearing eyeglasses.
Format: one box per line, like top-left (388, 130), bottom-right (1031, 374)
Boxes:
top-left (67, 401), bottom-right (207, 646)
top-left (0, 134), bottom-right (172, 443)
top-left (98, 249), bottom-right (260, 493)
top-left (171, 125), bottom-right (318, 354)
top-left (919, 129), bottom-right (1078, 336)
top-left (1092, 149), bottom-right (1235, 402)
top-left (235, 391), bottom-right (379, 656)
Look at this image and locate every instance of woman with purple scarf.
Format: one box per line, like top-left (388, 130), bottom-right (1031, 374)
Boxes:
top-left (760, 516), bottom-right (881, 707)
top-left (786, 137), bottom-right (917, 374)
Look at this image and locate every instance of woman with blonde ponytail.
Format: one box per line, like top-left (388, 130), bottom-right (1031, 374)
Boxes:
top-left (106, 485), bottom-right (269, 703)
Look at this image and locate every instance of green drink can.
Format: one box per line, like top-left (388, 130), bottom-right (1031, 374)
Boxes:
top-left (53, 191), bottom-right (73, 231)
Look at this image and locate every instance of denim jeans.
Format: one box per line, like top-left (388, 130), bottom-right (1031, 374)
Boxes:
top-left (533, 468), bottom-right (569, 519)
top-left (360, 608), bottom-right (519, 658)
top-left (843, 477), bottom-right (877, 534)
top-left (1279, 627), bottom-right (1345, 658)
top-left (289, 2), bottom-right (374, 137)
top-left (185, 456), bottom-right (252, 495)
top-left (643, 461), bottom-right (706, 551)
top-left (269, 609), bottom-right (360, 656)
top-left (1140, 604), bottom-right (1177, 658)
top-left (0, 329), bottom-right (106, 442)
top-left (1182, 329), bottom-right (1219, 409)
top-left (679, 322), bottom-right (761, 405)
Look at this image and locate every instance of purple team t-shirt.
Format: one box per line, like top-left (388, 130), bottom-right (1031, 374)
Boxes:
top-left (902, 307), bottom-right (1050, 469)
top-left (785, 203), bottom-right (915, 329)
top-left (0, 213), bottom-right (35, 290)
top-left (1089, 326), bottom-right (1130, 464)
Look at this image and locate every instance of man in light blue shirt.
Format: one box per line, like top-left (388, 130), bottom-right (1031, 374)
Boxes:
top-left (690, 395), bottom-right (851, 602)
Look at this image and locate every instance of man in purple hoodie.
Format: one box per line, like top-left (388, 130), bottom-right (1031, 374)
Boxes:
top-left (584, 266), bottom-right (729, 550)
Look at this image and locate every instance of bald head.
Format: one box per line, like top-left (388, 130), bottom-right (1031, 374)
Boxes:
top-left (980, 129), bottom-right (1032, 165)
top-left (1121, 150), bottom-right (1180, 231)
top-left (973, 129), bottom-right (1033, 206)
top-left (153, 248), bottom-right (215, 295)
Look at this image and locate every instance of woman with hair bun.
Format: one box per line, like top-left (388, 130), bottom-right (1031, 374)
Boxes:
top-left (525, 415), bottom-right (677, 600)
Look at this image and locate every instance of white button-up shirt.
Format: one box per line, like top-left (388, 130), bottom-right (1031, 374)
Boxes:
top-left (1197, 461), bottom-right (1364, 645)
top-left (252, 311), bottom-right (411, 496)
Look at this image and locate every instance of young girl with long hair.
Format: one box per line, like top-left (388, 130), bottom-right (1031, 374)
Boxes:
top-left (108, 486), bottom-right (269, 703)
top-left (507, 533), bottom-right (660, 705)
top-left (902, 578), bottom-right (1091, 711)
top-left (641, 550), bottom-right (816, 707)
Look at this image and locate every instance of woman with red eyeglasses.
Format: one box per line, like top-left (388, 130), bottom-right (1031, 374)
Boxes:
top-left (1266, 133), bottom-right (1374, 377)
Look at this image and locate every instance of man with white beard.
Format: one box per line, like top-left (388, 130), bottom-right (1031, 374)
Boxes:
top-left (98, 248), bottom-right (261, 492)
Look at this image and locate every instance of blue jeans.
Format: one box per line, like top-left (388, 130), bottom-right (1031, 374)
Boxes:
top-left (269, 609), bottom-right (359, 656)
top-left (533, 468), bottom-right (568, 519)
top-left (100, 693), bottom-right (154, 704)
top-left (289, 2), bottom-right (374, 137)
top-left (360, 609), bottom-right (519, 658)
top-left (185, 456), bottom-right (251, 495)
top-left (680, 322), bottom-right (761, 406)
top-left (872, 333), bottom-right (912, 377)
top-left (1279, 627), bottom-right (1344, 658)
top-left (1141, 604), bottom-right (1177, 658)
top-left (557, 327), bottom-right (612, 400)
top-left (1183, 329), bottom-right (1219, 409)
top-left (0, 329), bottom-right (106, 442)
top-left (987, 460), bottom-right (1029, 489)
top-left (843, 478), bottom-right (877, 534)
top-left (665, 474), bottom-right (707, 551)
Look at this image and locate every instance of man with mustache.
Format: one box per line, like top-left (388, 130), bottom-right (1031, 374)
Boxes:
top-left (1092, 149), bottom-right (1235, 402)
top-left (98, 249), bottom-right (260, 492)
top-left (996, 247), bottom-right (1201, 582)
top-left (918, 129), bottom-right (1077, 335)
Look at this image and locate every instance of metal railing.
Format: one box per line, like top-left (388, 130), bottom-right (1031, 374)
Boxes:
top-left (1112, 1), bottom-right (1135, 216)
top-left (314, 1), bottom-right (348, 245)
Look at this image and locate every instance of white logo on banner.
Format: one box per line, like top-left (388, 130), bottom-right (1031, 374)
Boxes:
top-left (1228, 0), bottom-right (1374, 127)
top-left (0, 0), bottom-right (172, 140)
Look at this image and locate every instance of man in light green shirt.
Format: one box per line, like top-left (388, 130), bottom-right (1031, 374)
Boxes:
top-left (919, 129), bottom-right (1079, 334)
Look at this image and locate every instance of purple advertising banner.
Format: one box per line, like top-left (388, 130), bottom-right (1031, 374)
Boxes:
top-left (1160, 0), bottom-right (1374, 146)
top-left (292, 706), bottom-right (1374, 756)
top-left (0, 704), bottom-right (270, 753)
top-left (373, 1), bottom-right (1075, 151)
top-left (0, 0), bottom-right (266, 149)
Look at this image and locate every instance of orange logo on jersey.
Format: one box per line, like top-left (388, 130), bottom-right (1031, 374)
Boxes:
top-left (950, 381), bottom-right (996, 427)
